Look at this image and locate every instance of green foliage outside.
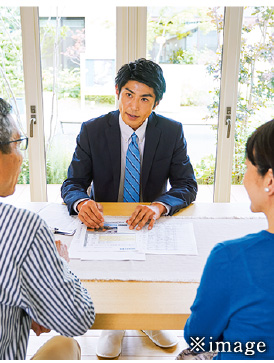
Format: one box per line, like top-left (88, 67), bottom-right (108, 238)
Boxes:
top-left (45, 143), bottom-right (73, 184)
top-left (194, 154), bottom-right (215, 185)
top-left (2, 6), bottom-right (273, 187)
top-left (42, 68), bottom-right (81, 98)
top-left (18, 138), bottom-right (73, 184)
top-left (0, 7), bottom-right (24, 99)
top-left (169, 48), bottom-right (197, 65)
top-left (85, 95), bottom-right (115, 105)
top-left (203, 6), bottom-right (274, 185)
top-left (18, 156), bottom-right (71, 184)
top-left (147, 6), bottom-right (273, 185)
top-left (17, 158), bottom-right (30, 184)
top-left (147, 7), bottom-right (216, 63)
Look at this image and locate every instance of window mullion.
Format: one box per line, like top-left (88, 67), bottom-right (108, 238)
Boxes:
top-left (20, 7), bottom-right (47, 202)
top-left (214, 7), bottom-right (243, 202)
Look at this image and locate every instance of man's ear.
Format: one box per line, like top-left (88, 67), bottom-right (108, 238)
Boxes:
top-left (115, 85), bottom-right (119, 98)
top-left (153, 100), bottom-right (159, 110)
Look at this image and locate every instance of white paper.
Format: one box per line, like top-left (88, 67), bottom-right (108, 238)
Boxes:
top-left (70, 220), bottom-right (146, 260)
top-left (70, 251), bottom-right (146, 261)
top-left (70, 216), bottom-right (197, 260)
top-left (140, 220), bottom-right (198, 255)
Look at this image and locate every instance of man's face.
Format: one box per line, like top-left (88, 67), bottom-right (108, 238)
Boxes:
top-left (116, 80), bottom-right (159, 130)
top-left (0, 126), bottom-right (23, 197)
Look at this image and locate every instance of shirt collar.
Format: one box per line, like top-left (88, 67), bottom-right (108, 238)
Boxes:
top-left (119, 114), bottom-right (148, 143)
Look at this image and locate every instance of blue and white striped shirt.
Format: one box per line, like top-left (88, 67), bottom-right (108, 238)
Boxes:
top-left (0, 202), bottom-right (95, 359)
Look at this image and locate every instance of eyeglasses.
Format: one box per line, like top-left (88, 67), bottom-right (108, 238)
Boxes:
top-left (0, 136), bottom-right (28, 151)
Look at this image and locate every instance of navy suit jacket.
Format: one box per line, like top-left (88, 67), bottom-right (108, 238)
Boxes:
top-left (61, 110), bottom-right (197, 216)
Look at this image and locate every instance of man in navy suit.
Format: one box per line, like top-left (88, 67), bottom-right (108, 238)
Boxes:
top-left (61, 58), bottom-right (197, 358)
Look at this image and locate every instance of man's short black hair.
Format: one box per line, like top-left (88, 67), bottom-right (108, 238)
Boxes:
top-left (115, 58), bottom-right (166, 105)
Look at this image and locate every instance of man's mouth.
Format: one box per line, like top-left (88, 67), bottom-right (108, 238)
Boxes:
top-left (126, 112), bottom-right (139, 120)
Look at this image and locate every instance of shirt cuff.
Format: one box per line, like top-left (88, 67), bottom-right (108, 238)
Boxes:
top-left (152, 202), bottom-right (171, 216)
top-left (73, 198), bottom-right (90, 214)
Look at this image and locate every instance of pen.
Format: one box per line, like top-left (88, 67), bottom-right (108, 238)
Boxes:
top-left (50, 227), bottom-right (76, 236)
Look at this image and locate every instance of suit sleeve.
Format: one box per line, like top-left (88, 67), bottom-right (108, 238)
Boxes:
top-left (61, 122), bottom-right (93, 215)
top-left (154, 123), bottom-right (197, 215)
top-left (20, 219), bottom-right (95, 336)
top-left (184, 243), bottom-right (231, 350)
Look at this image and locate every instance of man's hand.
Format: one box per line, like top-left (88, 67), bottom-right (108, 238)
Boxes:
top-left (31, 320), bottom-right (51, 336)
top-left (127, 203), bottom-right (167, 231)
top-left (55, 240), bottom-right (70, 263)
top-left (77, 200), bottom-right (104, 229)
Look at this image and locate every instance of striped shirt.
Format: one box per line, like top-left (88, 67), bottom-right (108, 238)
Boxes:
top-left (0, 202), bottom-right (95, 359)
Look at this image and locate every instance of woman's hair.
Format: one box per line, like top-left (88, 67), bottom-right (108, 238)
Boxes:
top-left (115, 58), bottom-right (166, 105)
top-left (0, 98), bottom-right (13, 154)
top-left (246, 119), bottom-right (274, 176)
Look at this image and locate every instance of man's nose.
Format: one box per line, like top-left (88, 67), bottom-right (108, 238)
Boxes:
top-left (130, 98), bottom-right (139, 111)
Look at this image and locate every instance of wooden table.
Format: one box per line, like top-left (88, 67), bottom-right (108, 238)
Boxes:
top-left (18, 201), bottom-right (265, 330)
top-left (78, 202), bottom-right (265, 330)
top-left (85, 280), bottom-right (197, 330)
top-left (80, 203), bottom-right (196, 330)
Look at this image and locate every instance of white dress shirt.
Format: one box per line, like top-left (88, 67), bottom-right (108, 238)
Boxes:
top-left (117, 114), bottom-right (147, 202)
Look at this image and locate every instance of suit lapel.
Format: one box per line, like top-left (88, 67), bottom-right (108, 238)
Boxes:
top-left (142, 112), bottom-right (161, 196)
top-left (105, 111), bottom-right (121, 200)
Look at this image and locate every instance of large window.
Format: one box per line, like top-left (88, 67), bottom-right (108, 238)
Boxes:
top-left (232, 7), bottom-right (274, 187)
top-left (39, 5), bottom-right (116, 198)
top-left (0, 7), bottom-right (30, 202)
top-left (1, 6), bottom-right (273, 203)
top-left (147, 6), bottom-right (274, 202)
top-left (147, 7), bottom-right (224, 200)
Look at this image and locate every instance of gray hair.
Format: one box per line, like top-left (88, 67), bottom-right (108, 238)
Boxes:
top-left (0, 98), bottom-right (14, 154)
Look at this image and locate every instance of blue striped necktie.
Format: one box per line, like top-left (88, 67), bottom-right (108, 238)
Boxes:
top-left (123, 132), bottom-right (140, 202)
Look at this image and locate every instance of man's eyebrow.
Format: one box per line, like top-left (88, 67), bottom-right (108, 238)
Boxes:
top-left (125, 87), bottom-right (154, 98)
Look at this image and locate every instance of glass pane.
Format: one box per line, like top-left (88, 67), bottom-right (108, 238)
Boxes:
top-left (39, 5), bottom-right (116, 202)
top-left (232, 6), bottom-right (274, 201)
top-left (147, 6), bottom-right (224, 202)
top-left (0, 6), bottom-right (30, 203)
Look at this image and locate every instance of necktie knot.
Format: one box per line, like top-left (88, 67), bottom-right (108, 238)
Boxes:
top-left (131, 132), bottom-right (137, 143)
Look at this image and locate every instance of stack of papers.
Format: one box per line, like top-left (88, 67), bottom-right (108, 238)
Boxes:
top-left (70, 217), bottom-right (197, 261)
top-left (70, 221), bottom-right (145, 260)
top-left (36, 204), bottom-right (198, 261)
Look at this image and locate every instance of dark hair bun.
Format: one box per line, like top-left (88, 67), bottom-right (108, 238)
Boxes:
top-left (0, 98), bottom-right (12, 116)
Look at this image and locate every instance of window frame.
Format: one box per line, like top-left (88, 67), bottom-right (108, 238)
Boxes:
top-left (20, 6), bottom-right (244, 202)
top-left (20, 7), bottom-right (47, 202)
top-left (136, 6), bottom-right (244, 202)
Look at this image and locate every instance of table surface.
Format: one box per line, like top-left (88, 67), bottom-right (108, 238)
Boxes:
top-left (82, 203), bottom-right (198, 329)
top-left (14, 201), bottom-right (266, 330)
top-left (72, 202), bottom-right (265, 330)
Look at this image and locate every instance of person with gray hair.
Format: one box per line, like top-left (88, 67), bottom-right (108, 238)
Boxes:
top-left (0, 98), bottom-right (95, 360)
top-left (0, 98), bottom-right (14, 151)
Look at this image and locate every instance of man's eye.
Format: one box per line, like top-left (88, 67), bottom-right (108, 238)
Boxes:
top-left (126, 93), bottom-right (132, 97)
top-left (142, 98), bottom-right (148, 102)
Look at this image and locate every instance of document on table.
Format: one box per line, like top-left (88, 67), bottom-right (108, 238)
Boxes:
top-left (70, 216), bottom-right (197, 260)
top-left (141, 218), bottom-right (198, 255)
top-left (70, 220), bottom-right (146, 260)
